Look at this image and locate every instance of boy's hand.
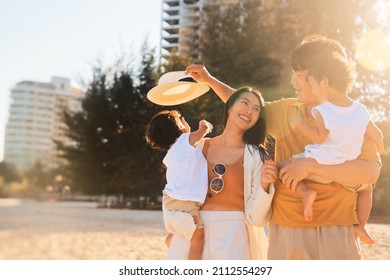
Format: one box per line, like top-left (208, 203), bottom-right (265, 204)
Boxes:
top-left (180, 117), bottom-right (191, 133)
top-left (199, 119), bottom-right (213, 135)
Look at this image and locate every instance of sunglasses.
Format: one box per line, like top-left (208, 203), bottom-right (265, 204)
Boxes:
top-left (209, 163), bottom-right (226, 193)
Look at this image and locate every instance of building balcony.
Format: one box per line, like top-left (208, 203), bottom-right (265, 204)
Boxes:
top-left (162, 25), bottom-right (180, 35)
top-left (163, 9), bottom-right (179, 16)
top-left (162, 35), bottom-right (179, 44)
top-left (163, 0), bottom-right (180, 8)
top-left (162, 6), bottom-right (180, 16)
top-left (161, 42), bottom-right (180, 51)
top-left (163, 18), bottom-right (180, 26)
top-left (183, 0), bottom-right (200, 5)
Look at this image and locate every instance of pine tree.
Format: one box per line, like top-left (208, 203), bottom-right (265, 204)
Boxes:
top-left (61, 69), bottom-right (114, 196)
top-left (59, 46), bottom-right (167, 204)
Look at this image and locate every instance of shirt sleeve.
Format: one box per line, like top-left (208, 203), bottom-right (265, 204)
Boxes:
top-left (245, 183), bottom-right (275, 227)
top-left (265, 98), bottom-right (296, 138)
top-left (358, 135), bottom-right (382, 164)
top-left (162, 204), bottom-right (196, 242)
top-left (245, 152), bottom-right (275, 227)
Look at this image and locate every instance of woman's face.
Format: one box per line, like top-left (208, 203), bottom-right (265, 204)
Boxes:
top-left (228, 92), bottom-right (261, 131)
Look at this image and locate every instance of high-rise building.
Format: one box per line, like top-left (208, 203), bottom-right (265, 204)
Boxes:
top-left (160, 0), bottom-right (203, 60)
top-left (160, 0), bottom-right (240, 61)
top-left (4, 77), bottom-right (84, 170)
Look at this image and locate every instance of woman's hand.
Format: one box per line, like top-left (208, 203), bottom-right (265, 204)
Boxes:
top-left (260, 160), bottom-right (278, 192)
top-left (185, 64), bottom-right (212, 84)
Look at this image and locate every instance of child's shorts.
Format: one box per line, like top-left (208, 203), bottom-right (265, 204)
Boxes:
top-left (162, 190), bottom-right (204, 228)
top-left (292, 153), bottom-right (370, 192)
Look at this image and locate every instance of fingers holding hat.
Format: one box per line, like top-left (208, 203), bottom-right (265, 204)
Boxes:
top-left (185, 64), bottom-right (211, 84)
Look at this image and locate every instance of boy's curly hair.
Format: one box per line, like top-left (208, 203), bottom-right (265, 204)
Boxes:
top-left (145, 110), bottom-right (182, 152)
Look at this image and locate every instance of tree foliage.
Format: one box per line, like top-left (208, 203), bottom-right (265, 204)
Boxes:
top-left (199, 1), bottom-right (282, 89)
top-left (0, 161), bottom-right (21, 184)
top-left (59, 44), bottom-right (166, 198)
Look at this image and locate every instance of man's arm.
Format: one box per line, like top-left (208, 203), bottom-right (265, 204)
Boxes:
top-left (185, 64), bottom-right (234, 103)
top-left (279, 157), bottom-right (381, 191)
top-left (366, 120), bottom-right (384, 154)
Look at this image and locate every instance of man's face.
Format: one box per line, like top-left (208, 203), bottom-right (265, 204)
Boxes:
top-left (290, 69), bottom-right (318, 106)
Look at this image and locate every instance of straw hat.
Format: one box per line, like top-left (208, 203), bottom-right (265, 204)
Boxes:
top-left (147, 71), bottom-right (210, 105)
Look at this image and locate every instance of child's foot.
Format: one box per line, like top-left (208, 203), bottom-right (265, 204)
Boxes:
top-left (355, 225), bottom-right (375, 245)
top-left (165, 233), bottom-right (173, 248)
top-left (302, 189), bottom-right (317, 221)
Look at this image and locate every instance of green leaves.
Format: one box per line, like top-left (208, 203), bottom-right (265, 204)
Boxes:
top-left (59, 45), bottom-right (165, 199)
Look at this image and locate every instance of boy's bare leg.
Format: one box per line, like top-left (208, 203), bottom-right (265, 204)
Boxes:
top-left (165, 233), bottom-right (173, 248)
top-left (355, 185), bottom-right (375, 245)
top-left (295, 181), bottom-right (317, 221)
top-left (278, 160), bottom-right (316, 221)
top-left (188, 228), bottom-right (204, 260)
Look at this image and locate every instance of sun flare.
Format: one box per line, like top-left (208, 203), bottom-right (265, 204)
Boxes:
top-left (355, 30), bottom-right (390, 72)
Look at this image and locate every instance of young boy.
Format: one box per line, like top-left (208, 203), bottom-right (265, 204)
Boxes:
top-left (145, 110), bottom-right (212, 259)
top-left (283, 36), bottom-right (383, 245)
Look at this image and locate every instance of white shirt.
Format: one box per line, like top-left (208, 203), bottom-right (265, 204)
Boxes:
top-left (163, 133), bottom-right (208, 203)
top-left (304, 101), bottom-right (370, 165)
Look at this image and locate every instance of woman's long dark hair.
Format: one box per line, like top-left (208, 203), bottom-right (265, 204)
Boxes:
top-left (223, 86), bottom-right (270, 162)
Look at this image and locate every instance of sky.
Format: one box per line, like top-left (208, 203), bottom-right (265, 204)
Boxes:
top-left (0, 0), bottom-right (162, 161)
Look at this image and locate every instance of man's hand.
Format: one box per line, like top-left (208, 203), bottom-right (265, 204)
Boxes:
top-left (185, 64), bottom-right (212, 84)
top-left (279, 157), bottom-right (317, 191)
top-left (261, 160), bottom-right (278, 192)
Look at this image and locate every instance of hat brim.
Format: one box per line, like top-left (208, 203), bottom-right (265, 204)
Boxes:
top-left (147, 82), bottom-right (210, 106)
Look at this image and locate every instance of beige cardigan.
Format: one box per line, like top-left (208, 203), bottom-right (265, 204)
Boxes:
top-left (163, 139), bottom-right (275, 260)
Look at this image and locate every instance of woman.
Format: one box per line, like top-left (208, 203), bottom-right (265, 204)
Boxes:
top-left (164, 87), bottom-right (278, 260)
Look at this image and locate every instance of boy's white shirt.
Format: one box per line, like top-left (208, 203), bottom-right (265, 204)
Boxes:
top-left (163, 133), bottom-right (208, 203)
top-left (304, 101), bottom-right (370, 164)
top-left (162, 138), bottom-right (275, 259)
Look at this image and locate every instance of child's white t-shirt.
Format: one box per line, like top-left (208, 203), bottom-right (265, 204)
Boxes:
top-left (304, 101), bottom-right (370, 165)
top-left (163, 133), bottom-right (208, 203)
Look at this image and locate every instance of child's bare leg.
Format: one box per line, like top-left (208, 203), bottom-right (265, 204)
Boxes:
top-left (188, 228), bottom-right (204, 260)
top-left (165, 233), bottom-right (173, 248)
top-left (295, 181), bottom-right (317, 221)
top-left (355, 185), bottom-right (375, 245)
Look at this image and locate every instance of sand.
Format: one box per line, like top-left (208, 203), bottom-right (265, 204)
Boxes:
top-left (0, 199), bottom-right (388, 260)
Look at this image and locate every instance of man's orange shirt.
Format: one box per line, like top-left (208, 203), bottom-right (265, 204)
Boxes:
top-left (265, 98), bottom-right (381, 228)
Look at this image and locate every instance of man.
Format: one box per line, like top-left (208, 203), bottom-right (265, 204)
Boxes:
top-left (185, 34), bottom-right (381, 259)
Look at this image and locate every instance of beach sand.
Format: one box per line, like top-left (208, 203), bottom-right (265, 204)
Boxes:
top-left (0, 199), bottom-right (388, 260)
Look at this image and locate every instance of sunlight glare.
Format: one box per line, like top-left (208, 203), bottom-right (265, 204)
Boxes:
top-left (355, 30), bottom-right (390, 72)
